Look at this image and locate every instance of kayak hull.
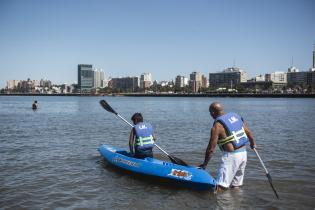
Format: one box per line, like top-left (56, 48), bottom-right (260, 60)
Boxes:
top-left (98, 144), bottom-right (217, 190)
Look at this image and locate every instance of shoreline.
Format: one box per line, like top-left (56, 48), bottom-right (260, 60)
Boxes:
top-left (1, 93), bottom-right (315, 98)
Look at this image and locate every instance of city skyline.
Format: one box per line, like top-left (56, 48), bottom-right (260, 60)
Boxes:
top-left (1, 0), bottom-right (315, 88)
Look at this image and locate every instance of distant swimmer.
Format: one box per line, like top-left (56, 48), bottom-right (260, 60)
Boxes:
top-left (198, 102), bottom-right (256, 192)
top-left (32, 100), bottom-right (38, 110)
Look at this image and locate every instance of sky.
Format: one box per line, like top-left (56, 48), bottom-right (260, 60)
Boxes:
top-left (0, 0), bottom-right (314, 88)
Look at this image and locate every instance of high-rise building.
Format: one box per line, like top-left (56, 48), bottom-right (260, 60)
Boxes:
top-left (94, 68), bottom-right (105, 88)
top-left (287, 71), bottom-right (308, 87)
top-left (183, 77), bottom-right (189, 86)
top-left (209, 67), bottom-right (246, 89)
top-left (175, 75), bottom-right (186, 88)
top-left (310, 71), bottom-right (315, 92)
top-left (201, 75), bottom-right (208, 88)
top-left (313, 44), bottom-right (315, 69)
top-left (111, 77), bottom-right (139, 92)
top-left (6, 80), bottom-right (20, 89)
top-left (40, 79), bottom-right (52, 88)
top-left (265, 71), bottom-right (287, 83)
top-left (189, 71), bottom-right (203, 92)
top-left (140, 73), bottom-right (152, 89)
top-left (287, 66), bottom-right (308, 88)
top-left (78, 64), bottom-right (93, 93)
top-left (18, 78), bottom-right (38, 93)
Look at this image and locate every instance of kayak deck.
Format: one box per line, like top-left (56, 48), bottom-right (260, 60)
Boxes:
top-left (98, 144), bottom-right (216, 190)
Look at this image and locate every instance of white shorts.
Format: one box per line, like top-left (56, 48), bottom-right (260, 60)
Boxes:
top-left (216, 148), bottom-right (247, 188)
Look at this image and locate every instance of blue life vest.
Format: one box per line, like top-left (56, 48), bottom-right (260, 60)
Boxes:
top-left (134, 122), bottom-right (155, 151)
top-left (215, 112), bottom-right (249, 149)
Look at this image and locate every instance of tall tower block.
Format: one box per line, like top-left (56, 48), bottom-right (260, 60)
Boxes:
top-left (313, 44), bottom-right (315, 68)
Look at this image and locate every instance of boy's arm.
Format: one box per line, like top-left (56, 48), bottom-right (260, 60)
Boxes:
top-left (129, 128), bottom-right (135, 154)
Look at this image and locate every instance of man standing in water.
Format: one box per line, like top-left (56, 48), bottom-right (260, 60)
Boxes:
top-left (32, 100), bottom-right (38, 110)
top-left (199, 102), bottom-right (256, 191)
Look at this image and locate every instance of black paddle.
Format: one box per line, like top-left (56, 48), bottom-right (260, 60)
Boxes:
top-left (254, 148), bottom-right (279, 199)
top-left (99, 100), bottom-right (188, 166)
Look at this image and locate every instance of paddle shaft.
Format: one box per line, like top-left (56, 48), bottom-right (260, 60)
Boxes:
top-left (253, 148), bottom-right (268, 173)
top-left (254, 148), bottom-right (279, 199)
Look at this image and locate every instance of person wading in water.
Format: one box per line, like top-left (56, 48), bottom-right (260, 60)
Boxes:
top-left (199, 102), bottom-right (256, 192)
top-left (32, 100), bottom-right (38, 110)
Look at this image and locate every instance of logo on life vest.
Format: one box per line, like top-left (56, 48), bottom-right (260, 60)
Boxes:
top-left (228, 116), bottom-right (239, 124)
top-left (139, 125), bottom-right (147, 129)
top-left (168, 169), bottom-right (192, 180)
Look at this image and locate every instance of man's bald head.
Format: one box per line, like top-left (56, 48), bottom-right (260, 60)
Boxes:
top-left (209, 102), bottom-right (224, 118)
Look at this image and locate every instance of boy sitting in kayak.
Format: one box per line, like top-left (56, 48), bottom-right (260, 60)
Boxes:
top-left (129, 113), bottom-right (156, 159)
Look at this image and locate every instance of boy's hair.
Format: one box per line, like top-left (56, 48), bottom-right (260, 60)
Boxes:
top-left (131, 113), bottom-right (143, 123)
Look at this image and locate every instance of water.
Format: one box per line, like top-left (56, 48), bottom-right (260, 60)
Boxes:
top-left (0, 96), bottom-right (315, 209)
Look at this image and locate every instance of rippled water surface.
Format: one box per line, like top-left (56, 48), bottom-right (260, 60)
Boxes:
top-left (1, 96), bottom-right (315, 209)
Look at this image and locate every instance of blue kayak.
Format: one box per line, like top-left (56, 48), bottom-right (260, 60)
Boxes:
top-left (98, 144), bottom-right (217, 190)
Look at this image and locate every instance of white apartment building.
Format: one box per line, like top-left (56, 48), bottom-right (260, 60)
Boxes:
top-left (266, 71), bottom-right (287, 83)
top-left (6, 80), bottom-right (20, 89)
top-left (175, 75), bottom-right (188, 88)
top-left (94, 68), bottom-right (105, 88)
top-left (140, 73), bottom-right (152, 89)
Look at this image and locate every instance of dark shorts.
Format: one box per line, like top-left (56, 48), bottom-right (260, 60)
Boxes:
top-left (134, 149), bottom-right (153, 159)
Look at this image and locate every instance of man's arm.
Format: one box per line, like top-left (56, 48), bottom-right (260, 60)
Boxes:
top-left (244, 123), bottom-right (256, 149)
top-left (129, 128), bottom-right (135, 154)
top-left (199, 124), bottom-right (219, 169)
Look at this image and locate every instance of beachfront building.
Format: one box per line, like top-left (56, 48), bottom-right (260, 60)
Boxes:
top-left (6, 79), bottom-right (56, 93)
top-left (202, 75), bottom-right (208, 88)
top-left (175, 75), bottom-right (189, 92)
top-left (189, 71), bottom-right (203, 92)
top-left (40, 79), bottom-right (52, 88)
top-left (94, 68), bottom-right (105, 88)
top-left (6, 80), bottom-right (20, 90)
top-left (20, 79), bottom-right (39, 93)
top-left (265, 71), bottom-right (287, 83)
top-left (78, 64), bottom-right (93, 93)
top-left (140, 73), bottom-right (152, 90)
top-left (110, 77), bottom-right (139, 92)
top-left (264, 71), bottom-right (287, 90)
top-left (175, 75), bottom-right (185, 88)
top-left (287, 66), bottom-right (308, 88)
top-left (310, 71), bottom-right (315, 92)
top-left (209, 67), bottom-right (246, 90)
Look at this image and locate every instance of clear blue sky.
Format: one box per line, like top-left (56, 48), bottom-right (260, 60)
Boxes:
top-left (0, 0), bottom-right (314, 88)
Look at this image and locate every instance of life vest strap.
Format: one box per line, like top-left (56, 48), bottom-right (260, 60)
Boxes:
top-left (218, 127), bottom-right (246, 146)
top-left (136, 135), bottom-right (154, 146)
top-left (218, 135), bottom-right (234, 146)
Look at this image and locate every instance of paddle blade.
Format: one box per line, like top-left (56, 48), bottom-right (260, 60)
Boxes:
top-left (266, 173), bottom-right (280, 199)
top-left (100, 100), bottom-right (117, 115)
top-left (168, 155), bottom-right (188, 166)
